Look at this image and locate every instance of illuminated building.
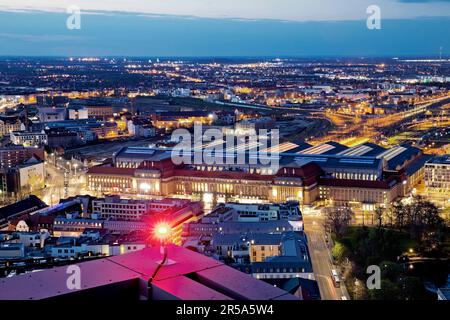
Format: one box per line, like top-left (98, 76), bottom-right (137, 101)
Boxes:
top-left (0, 146), bottom-right (45, 168)
top-left (53, 217), bottom-right (104, 237)
top-left (251, 232), bottom-right (313, 281)
top-left (424, 155), bottom-right (450, 207)
top-left (37, 107), bottom-right (66, 123)
top-left (152, 111), bottom-right (214, 130)
top-left (85, 104), bottom-right (114, 118)
top-left (91, 196), bottom-right (202, 245)
top-left (90, 122), bottom-right (118, 139)
top-left (92, 195), bottom-right (201, 221)
top-left (87, 142), bottom-right (426, 211)
top-left (223, 202), bottom-right (301, 221)
top-left (0, 116), bottom-right (23, 137)
top-left (67, 105), bottom-right (88, 120)
top-left (0, 147), bottom-right (45, 196)
top-left (10, 131), bottom-right (48, 147)
top-left (249, 234), bottom-right (282, 263)
top-left (127, 117), bottom-right (155, 137)
top-left (212, 232), bottom-right (314, 281)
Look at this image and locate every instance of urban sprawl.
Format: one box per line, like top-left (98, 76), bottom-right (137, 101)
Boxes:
top-left (0, 57), bottom-right (449, 301)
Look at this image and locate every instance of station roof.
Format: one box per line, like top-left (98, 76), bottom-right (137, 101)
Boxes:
top-left (380, 145), bottom-right (422, 171)
top-left (338, 142), bottom-right (386, 157)
top-left (299, 141), bottom-right (348, 155)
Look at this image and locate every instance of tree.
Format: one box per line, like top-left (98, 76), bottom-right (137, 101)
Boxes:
top-left (379, 261), bottom-right (402, 282)
top-left (374, 206), bottom-right (384, 229)
top-left (331, 242), bottom-right (348, 262)
top-left (406, 196), bottom-right (443, 242)
top-left (324, 206), bottom-right (353, 238)
top-left (390, 201), bottom-right (407, 229)
top-left (368, 279), bottom-right (400, 300)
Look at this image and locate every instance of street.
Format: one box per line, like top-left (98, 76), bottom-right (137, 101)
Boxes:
top-left (303, 215), bottom-right (350, 300)
top-left (42, 159), bottom-right (89, 205)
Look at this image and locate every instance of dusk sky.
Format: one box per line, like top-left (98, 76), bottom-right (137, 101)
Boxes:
top-left (0, 0), bottom-right (449, 57)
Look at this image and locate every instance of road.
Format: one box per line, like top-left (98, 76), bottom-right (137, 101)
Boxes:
top-left (42, 160), bottom-right (90, 205)
top-left (309, 95), bottom-right (450, 146)
top-left (303, 215), bottom-right (349, 300)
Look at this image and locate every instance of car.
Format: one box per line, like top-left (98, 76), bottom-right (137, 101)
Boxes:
top-left (331, 269), bottom-right (341, 288)
top-left (332, 275), bottom-right (341, 288)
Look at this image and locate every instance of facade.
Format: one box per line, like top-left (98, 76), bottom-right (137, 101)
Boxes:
top-left (127, 117), bottom-right (156, 137)
top-left (103, 220), bottom-right (148, 232)
top-left (212, 231), bottom-right (313, 281)
top-left (224, 201), bottom-right (301, 222)
top-left (37, 107), bottom-right (66, 122)
top-left (424, 155), bottom-right (450, 207)
top-left (87, 142), bottom-right (425, 211)
top-left (10, 231), bottom-right (48, 248)
top-left (49, 241), bottom-right (146, 259)
top-left (0, 147), bottom-right (45, 196)
top-left (47, 131), bottom-right (80, 148)
top-left (0, 146), bottom-right (44, 168)
top-left (53, 217), bottom-right (104, 237)
top-left (17, 161), bottom-right (45, 191)
top-left (90, 122), bottom-right (118, 139)
top-left (67, 106), bottom-right (89, 120)
top-left (92, 195), bottom-right (154, 220)
top-left (92, 196), bottom-right (202, 245)
top-left (183, 220), bottom-right (300, 244)
top-left (0, 243), bottom-right (25, 258)
top-left (152, 111), bottom-right (214, 130)
top-left (85, 104), bottom-right (114, 118)
top-left (10, 131), bottom-right (48, 147)
top-left (0, 116), bottom-right (23, 137)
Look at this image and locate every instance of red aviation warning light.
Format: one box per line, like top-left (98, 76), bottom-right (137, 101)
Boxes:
top-left (153, 222), bottom-right (171, 242)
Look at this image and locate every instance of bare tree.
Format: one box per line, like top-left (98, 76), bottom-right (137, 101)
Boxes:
top-left (374, 206), bottom-right (384, 229)
top-left (408, 196), bottom-right (442, 242)
top-left (391, 201), bottom-right (407, 229)
top-left (324, 206), bottom-right (353, 238)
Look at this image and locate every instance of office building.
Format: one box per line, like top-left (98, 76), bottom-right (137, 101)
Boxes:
top-left (424, 155), bottom-right (450, 207)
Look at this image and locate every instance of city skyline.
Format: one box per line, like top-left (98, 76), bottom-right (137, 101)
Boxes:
top-left (0, 0), bottom-right (449, 305)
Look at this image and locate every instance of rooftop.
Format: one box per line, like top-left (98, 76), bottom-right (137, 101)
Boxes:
top-left (426, 155), bottom-right (450, 165)
top-left (0, 245), bottom-right (298, 300)
top-left (0, 195), bottom-right (47, 223)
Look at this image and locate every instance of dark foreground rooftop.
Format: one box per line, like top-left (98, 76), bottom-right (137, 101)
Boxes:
top-left (0, 245), bottom-right (298, 301)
